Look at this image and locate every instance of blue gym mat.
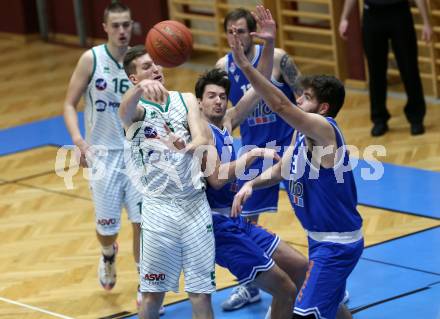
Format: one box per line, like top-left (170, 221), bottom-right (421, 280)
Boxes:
top-left (353, 281), bottom-right (440, 319)
top-left (362, 226), bottom-right (440, 275)
top-left (353, 159), bottom-right (440, 219)
top-left (349, 226), bottom-right (440, 318)
top-left (0, 114), bottom-right (84, 156)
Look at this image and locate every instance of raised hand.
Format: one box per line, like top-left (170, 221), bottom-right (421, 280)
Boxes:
top-left (251, 5), bottom-right (276, 43)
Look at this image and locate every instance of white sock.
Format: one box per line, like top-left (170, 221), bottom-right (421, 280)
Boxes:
top-left (102, 244), bottom-right (115, 257)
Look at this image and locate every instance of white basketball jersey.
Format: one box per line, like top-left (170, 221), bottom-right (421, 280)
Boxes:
top-left (84, 44), bottom-right (132, 149)
top-left (126, 91), bottom-right (205, 199)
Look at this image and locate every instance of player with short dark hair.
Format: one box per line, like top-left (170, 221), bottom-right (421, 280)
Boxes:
top-left (230, 26), bottom-right (363, 319)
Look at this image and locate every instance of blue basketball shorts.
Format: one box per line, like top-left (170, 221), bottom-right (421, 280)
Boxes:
top-left (294, 237), bottom-right (364, 319)
top-left (213, 214), bottom-right (280, 284)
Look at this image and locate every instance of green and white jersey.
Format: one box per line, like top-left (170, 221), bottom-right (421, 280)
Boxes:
top-left (84, 44), bottom-right (132, 150)
top-left (126, 91), bottom-right (206, 199)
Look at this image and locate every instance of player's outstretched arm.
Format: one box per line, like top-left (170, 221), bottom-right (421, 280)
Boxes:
top-left (63, 50), bottom-right (93, 167)
top-left (227, 5), bottom-right (276, 130)
top-left (230, 29), bottom-right (334, 147)
top-left (182, 93), bottom-right (210, 154)
top-left (119, 79), bottom-right (167, 129)
top-left (231, 159), bottom-right (283, 217)
top-left (277, 49), bottom-right (301, 93)
top-left (252, 5), bottom-right (276, 78)
top-left (205, 147), bottom-right (280, 190)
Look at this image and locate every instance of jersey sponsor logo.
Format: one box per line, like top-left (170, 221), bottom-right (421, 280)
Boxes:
top-left (103, 66), bottom-right (110, 74)
top-left (144, 273), bottom-right (166, 283)
top-left (288, 180), bottom-right (304, 207)
top-left (95, 99), bottom-right (107, 112)
top-left (95, 78), bottom-right (107, 91)
top-left (97, 218), bottom-right (117, 226)
top-left (108, 101), bottom-right (120, 109)
top-left (234, 74), bottom-right (240, 83)
top-left (247, 101), bottom-right (276, 126)
top-left (206, 224), bottom-right (213, 233)
top-left (144, 126), bottom-right (158, 138)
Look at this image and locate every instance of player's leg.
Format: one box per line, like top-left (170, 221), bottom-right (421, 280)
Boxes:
top-left (139, 199), bottom-right (182, 317)
top-left (124, 178), bottom-right (151, 309)
top-left (223, 182), bottom-right (281, 310)
top-left (245, 217), bottom-right (300, 318)
top-left (336, 304), bottom-right (352, 319)
top-left (90, 151), bottom-right (125, 290)
top-left (139, 292), bottom-right (165, 319)
top-left (214, 214), bottom-right (296, 316)
top-left (188, 293), bottom-right (213, 319)
top-left (124, 184), bottom-right (142, 265)
top-left (271, 240), bottom-right (308, 292)
top-left (254, 264), bottom-right (296, 319)
top-left (294, 238), bottom-right (363, 319)
top-left (181, 194), bottom-right (216, 317)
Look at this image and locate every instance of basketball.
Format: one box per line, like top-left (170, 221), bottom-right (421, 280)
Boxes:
top-left (145, 20), bottom-right (193, 68)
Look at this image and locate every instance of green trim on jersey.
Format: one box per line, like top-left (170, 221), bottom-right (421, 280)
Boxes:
top-left (142, 107), bottom-right (147, 121)
top-left (178, 92), bottom-right (188, 113)
top-left (104, 44), bottom-right (123, 70)
top-left (140, 94), bottom-right (170, 113)
top-left (88, 48), bottom-right (97, 85)
top-left (139, 149), bottom-right (146, 166)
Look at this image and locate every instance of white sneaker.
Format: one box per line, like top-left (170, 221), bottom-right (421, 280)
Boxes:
top-left (136, 285), bottom-right (165, 316)
top-left (221, 283), bottom-right (261, 311)
top-left (98, 243), bottom-right (118, 290)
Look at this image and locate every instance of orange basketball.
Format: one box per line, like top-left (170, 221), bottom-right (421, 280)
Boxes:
top-left (145, 20), bottom-right (193, 68)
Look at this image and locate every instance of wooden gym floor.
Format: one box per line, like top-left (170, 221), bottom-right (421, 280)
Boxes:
top-left (0, 37), bottom-right (439, 318)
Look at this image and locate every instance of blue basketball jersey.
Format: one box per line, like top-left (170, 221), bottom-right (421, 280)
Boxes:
top-left (226, 45), bottom-right (295, 148)
top-left (206, 124), bottom-right (239, 210)
top-left (286, 118), bottom-right (363, 233)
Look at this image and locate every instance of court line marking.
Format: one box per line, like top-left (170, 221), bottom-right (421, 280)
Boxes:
top-left (0, 296), bottom-right (74, 319)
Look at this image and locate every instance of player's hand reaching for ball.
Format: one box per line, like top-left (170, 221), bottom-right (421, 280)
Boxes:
top-left (251, 5), bottom-right (276, 44)
top-left (138, 79), bottom-right (169, 105)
